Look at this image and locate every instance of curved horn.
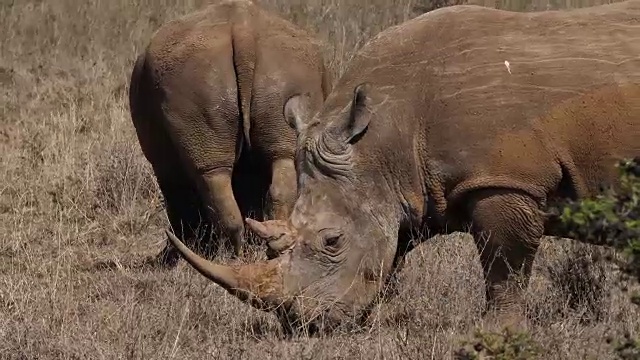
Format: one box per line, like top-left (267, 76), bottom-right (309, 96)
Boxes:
top-left (165, 230), bottom-right (289, 311)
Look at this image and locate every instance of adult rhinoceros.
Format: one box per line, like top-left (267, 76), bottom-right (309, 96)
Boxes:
top-left (166, 1), bottom-right (640, 332)
top-left (129, 0), bottom-right (331, 265)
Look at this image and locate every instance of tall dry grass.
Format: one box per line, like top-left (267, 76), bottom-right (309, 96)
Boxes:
top-left (0, 0), bottom-right (637, 358)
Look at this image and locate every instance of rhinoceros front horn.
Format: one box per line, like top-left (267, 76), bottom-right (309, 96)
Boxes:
top-left (165, 230), bottom-right (289, 312)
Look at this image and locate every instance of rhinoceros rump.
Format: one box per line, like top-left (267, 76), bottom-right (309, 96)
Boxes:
top-left (167, 0), bottom-right (640, 332)
top-left (129, 0), bottom-right (331, 265)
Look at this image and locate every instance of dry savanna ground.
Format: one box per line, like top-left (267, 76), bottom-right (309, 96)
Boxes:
top-left (1, 0), bottom-right (638, 358)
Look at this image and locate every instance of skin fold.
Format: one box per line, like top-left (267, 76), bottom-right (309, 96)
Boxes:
top-left (166, 0), bottom-right (640, 333)
top-left (128, 0), bottom-right (332, 265)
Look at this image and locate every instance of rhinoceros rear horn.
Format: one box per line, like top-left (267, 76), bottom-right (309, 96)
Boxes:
top-left (245, 218), bottom-right (297, 256)
top-left (245, 218), bottom-right (289, 239)
top-left (165, 230), bottom-right (289, 311)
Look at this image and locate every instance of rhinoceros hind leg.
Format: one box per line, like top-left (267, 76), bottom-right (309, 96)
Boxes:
top-left (153, 174), bottom-right (214, 268)
top-left (137, 119), bottom-right (214, 268)
top-left (267, 158), bottom-right (297, 221)
top-left (465, 188), bottom-right (544, 329)
top-left (201, 169), bottom-right (245, 258)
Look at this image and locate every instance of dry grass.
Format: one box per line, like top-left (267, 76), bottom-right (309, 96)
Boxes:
top-left (1, 0), bottom-right (638, 358)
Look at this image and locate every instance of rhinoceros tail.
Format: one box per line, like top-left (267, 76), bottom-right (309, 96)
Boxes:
top-left (231, 18), bottom-right (256, 152)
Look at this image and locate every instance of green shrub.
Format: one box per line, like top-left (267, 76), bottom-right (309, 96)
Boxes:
top-left (548, 158), bottom-right (640, 293)
top-left (548, 157), bottom-right (640, 358)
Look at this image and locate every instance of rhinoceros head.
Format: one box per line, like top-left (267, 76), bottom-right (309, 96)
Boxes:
top-left (168, 83), bottom-right (405, 333)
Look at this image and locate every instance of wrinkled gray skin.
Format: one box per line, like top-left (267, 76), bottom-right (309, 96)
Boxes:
top-left (129, 0), bottom-right (331, 264)
top-left (167, 0), bottom-right (640, 333)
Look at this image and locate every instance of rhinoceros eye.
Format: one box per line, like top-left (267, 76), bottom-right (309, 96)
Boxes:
top-left (323, 234), bottom-right (343, 253)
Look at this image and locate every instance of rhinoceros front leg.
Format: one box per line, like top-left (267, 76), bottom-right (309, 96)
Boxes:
top-left (466, 188), bottom-right (544, 329)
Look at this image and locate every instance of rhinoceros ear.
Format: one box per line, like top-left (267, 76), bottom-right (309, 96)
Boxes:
top-left (342, 83), bottom-right (373, 144)
top-left (284, 93), bottom-right (311, 135)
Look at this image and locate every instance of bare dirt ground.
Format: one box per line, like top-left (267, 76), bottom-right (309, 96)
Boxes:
top-left (1, 0), bottom-right (638, 358)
